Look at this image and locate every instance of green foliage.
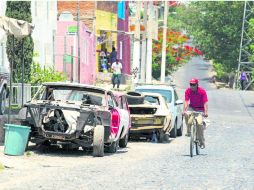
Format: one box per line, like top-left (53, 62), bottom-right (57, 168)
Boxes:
top-left (30, 63), bottom-right (67, 85)
top-left (167, 7), bottom-right (185, 32)
top-left (213, 63), bottom-right (226, 80)
top-left (152, 53), bottom-right (176, 79)
top-left (177, 2), bottom-right (244, 76)
top-left (152, 63), bottom-right (160, 79)
top-left (249, 19), bottom-right (254, 62)
top-left (5, 1), bottom-right (34, 83)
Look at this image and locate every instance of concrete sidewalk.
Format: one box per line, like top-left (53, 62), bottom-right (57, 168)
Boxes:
top-left (95, 82), bottom-right (132, 92)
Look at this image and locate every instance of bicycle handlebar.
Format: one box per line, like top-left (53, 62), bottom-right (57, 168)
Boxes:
top-left (186, 111), bottom-right (204, 114)
top-left (185, 110), bottom-right (208, 117)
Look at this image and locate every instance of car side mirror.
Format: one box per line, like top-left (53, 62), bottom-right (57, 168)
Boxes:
top-left (175, 100), bottom-right (183, 105)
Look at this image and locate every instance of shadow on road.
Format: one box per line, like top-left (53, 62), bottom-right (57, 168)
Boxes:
top-left (129, 138), bottom-right (173, 144)
top-left (27, 144), bottom-right (130, 158)
top-left (246, 103), bottom-right (254, 108)
top-left (27, 144), bottom-right (92, 157)
top-left (181, 153), bottom-right (208, 157)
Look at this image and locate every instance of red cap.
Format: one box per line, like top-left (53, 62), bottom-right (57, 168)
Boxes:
top-left (189, 78), bottom-right (199, 84)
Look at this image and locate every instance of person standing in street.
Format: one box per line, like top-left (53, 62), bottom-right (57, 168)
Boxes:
top-left (111, 59), bottom-right (122, 89)
top-left (240, 69), bottom-right (248, 90)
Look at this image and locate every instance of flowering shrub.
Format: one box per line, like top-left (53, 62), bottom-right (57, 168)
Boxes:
top-left (152, 29), bottom-right (203, 79)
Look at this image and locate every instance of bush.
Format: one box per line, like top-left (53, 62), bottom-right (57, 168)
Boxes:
top-left (30, 62), bottom-right (67, 85)
top-left (213, 63), bottom-right (226, 80)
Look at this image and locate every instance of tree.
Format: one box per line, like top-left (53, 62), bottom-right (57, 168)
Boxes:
top-left (5, 1), bottom-right (34, 83)
top-left (177, 2), bottom-right (244, 78)
top-left (152, 29), bottom-right (200, 79)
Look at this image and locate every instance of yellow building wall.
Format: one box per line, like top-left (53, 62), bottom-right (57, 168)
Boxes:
top-left (95, 10), bottom-right (117, 72)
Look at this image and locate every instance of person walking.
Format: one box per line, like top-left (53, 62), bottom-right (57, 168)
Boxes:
top-left (240, 69), bottom-right (248, 90)
top-left (111, 59), bottom-right (122, 89)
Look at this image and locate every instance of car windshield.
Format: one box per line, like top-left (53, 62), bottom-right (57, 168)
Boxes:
top-left (136, 89), bottom-right (172, 103)
top-left (33, 86), bottom-right (105, 106)
top-left (144, 95), bottom-right (160, 105)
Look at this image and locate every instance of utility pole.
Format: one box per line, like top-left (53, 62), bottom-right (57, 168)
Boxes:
top-left (161, 1), bottom-right (168, 83)
top-left (146, 1), bottom-right (153, 83)
top-left (77, 1), bottom-right (81, 83)
top-left (234, 1), bottom-right (254, 90)
top-left (132, 1), bottom-right (141, 84)
top-left (140, 1), bottom-right (148, 83)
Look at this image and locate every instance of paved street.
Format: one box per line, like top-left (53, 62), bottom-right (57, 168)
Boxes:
top-left (0, 56), bottom-right (254, 190)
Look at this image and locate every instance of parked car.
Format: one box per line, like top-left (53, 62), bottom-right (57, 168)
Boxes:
top-left (135, 84), bottom-right (184, 137)
top-left (0, 66), bottom-right (8, 115)
top-left (113, 92), bottom-right (131, 147)
top-left (128, 92), bottom-right (172, 142)
top-left (18, 82), bottom-right (130, 157)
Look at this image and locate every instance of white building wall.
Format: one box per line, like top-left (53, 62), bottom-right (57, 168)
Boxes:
top-left (31, 0), bottom-right (57, 67)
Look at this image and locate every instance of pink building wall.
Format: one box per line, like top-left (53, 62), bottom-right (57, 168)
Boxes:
top-left (55, 21), bottom-right (96, 84)
top-left (117, 1), bottom-right (131, 75)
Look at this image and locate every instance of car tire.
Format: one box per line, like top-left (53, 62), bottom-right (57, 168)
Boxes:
top-left (158, 130), bottom-right (165, 143)
top-left (0, 87), bottom-right (7, 115)
top-left (163, 134), bottom-right (170, 142)
top-left (170, 120), bottom-right (177, 138)
top-left (126, 91), bottom-right (144, 105)
top-left (107, 141), bottom-right (118, 153)
top-left (93, 125), bottom-right (104, 157)
top-left (177, 118), bottom-right (183, 136)
top-left (119, 130), bottom-right (129, 148)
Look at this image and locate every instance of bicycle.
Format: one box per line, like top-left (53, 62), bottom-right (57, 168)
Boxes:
top-left (186, 111), bottom-right (204, 157)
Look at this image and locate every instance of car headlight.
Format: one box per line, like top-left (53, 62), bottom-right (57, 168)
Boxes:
top-left (154, 117), bottom-right (164, 125)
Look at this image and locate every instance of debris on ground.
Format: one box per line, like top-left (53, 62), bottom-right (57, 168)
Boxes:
top-left (25, 151), bottom-right (33, 157)
top-left (0, 162), bottom-right (4, 171)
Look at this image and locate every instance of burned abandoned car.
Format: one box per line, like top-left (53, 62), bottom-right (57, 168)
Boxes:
top-left (128, 92), bottom-right (172, 142)
top-left (18, 82), bottom-right (130, 157)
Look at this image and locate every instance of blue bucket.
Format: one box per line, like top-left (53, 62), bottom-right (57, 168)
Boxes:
top-left (4, 124), bottom-right (30, 156)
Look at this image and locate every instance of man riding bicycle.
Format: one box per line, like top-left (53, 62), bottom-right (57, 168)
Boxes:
top-left (183, 78), bottom-right (208, 149)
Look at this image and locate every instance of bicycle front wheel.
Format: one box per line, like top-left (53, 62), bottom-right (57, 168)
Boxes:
top-left (190, 125), bottom-right (195, 157)
top-left (195, 142), bottom-right (200, 155)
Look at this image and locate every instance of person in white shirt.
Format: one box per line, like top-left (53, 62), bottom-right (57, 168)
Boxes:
top-left (111, 59), bottom-right (122, 88)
